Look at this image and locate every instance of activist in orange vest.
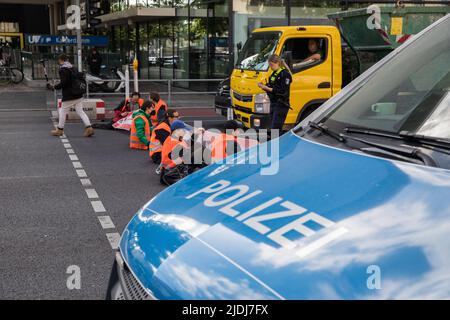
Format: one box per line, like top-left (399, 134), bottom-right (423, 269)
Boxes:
top-left (210, 120), bottom-right (242, 163)
top-left (114, 92), bottom-right (144, 123)
top-left (149, 92), bottom-right (168, 127)
top-left (149, 112), bottom-right (171, 163)
top-left (129, 101), bottom-right (153, 150)
top-left (161, 136), bottom-right (188, 170)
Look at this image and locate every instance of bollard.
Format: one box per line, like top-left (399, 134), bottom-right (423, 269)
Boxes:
top-left (133, 58), bottom-right (139, 92)
top-left (125, 66), bottom-right (130, 100)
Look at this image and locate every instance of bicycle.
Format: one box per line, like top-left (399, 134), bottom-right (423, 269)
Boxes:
top-left (0, 57), bottom-right (24, 85)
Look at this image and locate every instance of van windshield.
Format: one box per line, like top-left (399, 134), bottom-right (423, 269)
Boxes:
top-left (320, 18), bottom-right (450, 140)
top-left (236, 32), bottom-right (280, 72)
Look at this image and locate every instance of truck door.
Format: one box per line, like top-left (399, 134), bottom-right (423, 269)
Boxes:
top-left (280, 35), bottom-right (333, 125)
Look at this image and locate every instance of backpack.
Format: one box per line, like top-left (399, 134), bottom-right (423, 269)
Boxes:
top-left (70, 68), bottom-right (86, 96)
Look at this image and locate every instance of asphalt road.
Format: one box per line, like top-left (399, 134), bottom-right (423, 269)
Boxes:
top-left (0, 85), bottom-right (225, 299)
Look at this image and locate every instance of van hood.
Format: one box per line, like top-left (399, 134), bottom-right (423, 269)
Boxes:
top-left (120, 132), bottom-right (450, 299)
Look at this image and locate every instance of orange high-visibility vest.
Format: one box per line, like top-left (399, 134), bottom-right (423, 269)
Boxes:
top-left (129, 114), bottom-right (151, 150)
top-left (150, 99), bottom-right (168, 126)
top-left (122, 98), bottom-right (145, 112)
top-left (161, 137), bottom-right (187, 169)
top-left (211, 133), bottom-right (237, 162)
top-left (149, 122), bottom-right (171, 157)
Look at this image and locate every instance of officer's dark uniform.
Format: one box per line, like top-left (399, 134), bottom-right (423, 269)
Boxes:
top-left (266, 67), bottom-right (292, 131)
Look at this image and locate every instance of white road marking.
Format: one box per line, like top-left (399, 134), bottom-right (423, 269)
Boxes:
top-left (76, 169), bottom-right (87, 178)
top-left (98, 216), bottom-right (116, 229)
top-left (66, 149), bottom-right (75, 154)
top-left (72, 161), bottom-right (83, 169)
top-left (85, 188), bottom-right (99, 199)
top-left (106, 233), bottom-right (121, 249)
top-left (91, 200), bottom-right (106, 213)
top-left (63, 143), bottom-right (72, 149)
top-left (69, 154), bottom-right (79, 161)
top-left (80, 178), bottom-right (92, 187)
top-left (61, 139), bottom-right (69, 143)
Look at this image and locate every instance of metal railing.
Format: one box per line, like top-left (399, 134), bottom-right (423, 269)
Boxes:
top-left (85, 75), bottom-right (224, 107)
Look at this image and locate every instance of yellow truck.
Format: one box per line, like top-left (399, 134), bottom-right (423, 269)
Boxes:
top-left (231, 25), bottom-right (343, 129)
top-left (230, 6), bottom-right (450, 130)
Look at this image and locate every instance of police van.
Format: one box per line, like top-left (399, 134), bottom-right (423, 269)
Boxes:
top-left (107, 15), bottom-right (450, 300)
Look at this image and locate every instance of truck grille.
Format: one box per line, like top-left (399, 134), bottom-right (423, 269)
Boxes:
top-left (233, 92), bottom-right (253, 103)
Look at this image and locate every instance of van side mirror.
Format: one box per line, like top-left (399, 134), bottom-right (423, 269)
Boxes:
top-left (237, 42), bottom-right (242, 51)
top-left (282, 51), bottom-right (293, 69)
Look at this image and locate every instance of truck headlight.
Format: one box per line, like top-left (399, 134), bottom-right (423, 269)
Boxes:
top-left (254, 93), bottom-right (270, 114)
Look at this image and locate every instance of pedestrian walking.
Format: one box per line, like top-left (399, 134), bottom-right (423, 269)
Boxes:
top-left (49, 54), bottom-right (94, 137)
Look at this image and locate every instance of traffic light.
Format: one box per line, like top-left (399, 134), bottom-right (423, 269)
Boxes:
top-left (86, 0), bottom-right (103, 31)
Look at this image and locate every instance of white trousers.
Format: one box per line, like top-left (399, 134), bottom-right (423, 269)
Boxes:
top-left (58, 98), bottom-right (91, 129)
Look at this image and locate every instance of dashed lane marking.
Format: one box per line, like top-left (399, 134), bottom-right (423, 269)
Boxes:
top-left (106, 233), bottom-right (121, 250)
top-left (98, 216), bottom-right (116, 229)
top-left (80, 178), bottom-right (92, 187)
top-left (85, 188), bottom-right (99, 199)
top-left (69, 155), bottom-right (79, 161)
top-left (76, 169), bottom-right (87, 178)
top-left (91, 200), bottom-right (106, 213)
top-left (72, 161), bottom-right (83, 169)
top-left (54, 122), bottom-right (121, 250)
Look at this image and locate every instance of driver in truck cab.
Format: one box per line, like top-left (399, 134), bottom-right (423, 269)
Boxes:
top-left (257, 54), bottom-right (292, 131)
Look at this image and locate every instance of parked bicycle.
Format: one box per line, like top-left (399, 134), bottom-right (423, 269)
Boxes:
top-left (0, 54), bottom-right (24, 85)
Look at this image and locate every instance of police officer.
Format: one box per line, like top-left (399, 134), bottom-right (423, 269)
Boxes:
top-left (257, 54), bottom-right (292, 132)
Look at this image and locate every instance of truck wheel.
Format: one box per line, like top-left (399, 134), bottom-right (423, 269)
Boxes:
top-left (297, 104), bottom-right (321, 123)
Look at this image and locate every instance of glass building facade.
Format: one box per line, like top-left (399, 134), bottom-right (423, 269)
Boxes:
top-left (104, 1), bottom-right (351, 81)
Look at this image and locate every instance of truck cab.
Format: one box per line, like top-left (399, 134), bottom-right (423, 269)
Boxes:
top-left (231, 26), bottom-right (342, 130)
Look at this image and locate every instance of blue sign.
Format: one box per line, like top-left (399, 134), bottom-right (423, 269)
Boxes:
top-left (26, 35), bottom-right (108, 47)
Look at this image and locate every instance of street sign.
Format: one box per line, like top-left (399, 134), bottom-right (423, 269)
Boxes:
top-left (26, 35), bottom-right (108, 46)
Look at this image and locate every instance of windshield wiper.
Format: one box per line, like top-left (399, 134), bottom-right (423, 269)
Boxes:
top-left (341, 134), bottom-right (438, 167)
top-left (308, 121), bottom-right (345, 142)
top-left (399, 131), bottom-right (450, 151)
top-left (345, 126), bottom-right (450, 153)
top-left (308, 123), bottom-right (439, 167)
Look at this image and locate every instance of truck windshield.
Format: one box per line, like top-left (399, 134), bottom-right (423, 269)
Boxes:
top-left (320, 18), bottom-right (450, 141)
top-left (236, 32), bottom-right (280, 72)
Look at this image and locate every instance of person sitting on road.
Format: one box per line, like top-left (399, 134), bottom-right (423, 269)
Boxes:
top-left (129, 101), bottom-right (153, 150)
top-left (167, 108), bottom-right (187, 127)
top-left (209, 120), bottom-right (242, 164)
top-left (160, 121), bottom-right (190, 186)
top-left (92, 92), bottom-right (145, 130)
top-left (149, 110), bottom-right (171, 165)
top-left (149, 92), bottom-right (168, 127)
top-left (114, 92), bottom-right (144, 124)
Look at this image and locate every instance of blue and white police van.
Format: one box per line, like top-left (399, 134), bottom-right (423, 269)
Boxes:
top-left (107, 15), bottom-right (450, 300)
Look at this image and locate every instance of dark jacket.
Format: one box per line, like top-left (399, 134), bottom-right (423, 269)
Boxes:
top-left (267, 68), bottom-right (292, 107)
top-left (54, 66), bottom-right (83, 102)
top-left (154, 121), bottom-right (171, 146)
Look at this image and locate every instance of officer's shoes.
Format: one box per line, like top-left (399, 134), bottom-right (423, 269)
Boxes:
top-left (155, 164), bottom-right (162, 175)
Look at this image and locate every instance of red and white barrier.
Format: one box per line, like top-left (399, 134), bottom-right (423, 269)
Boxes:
top-left (57, 98), bottom-right (105, 120)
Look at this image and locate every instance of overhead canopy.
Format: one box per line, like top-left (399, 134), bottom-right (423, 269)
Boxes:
top-left (0, 0), bottom-right (59, 4)
top-left (98, 6), bottom-right (176, 26)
